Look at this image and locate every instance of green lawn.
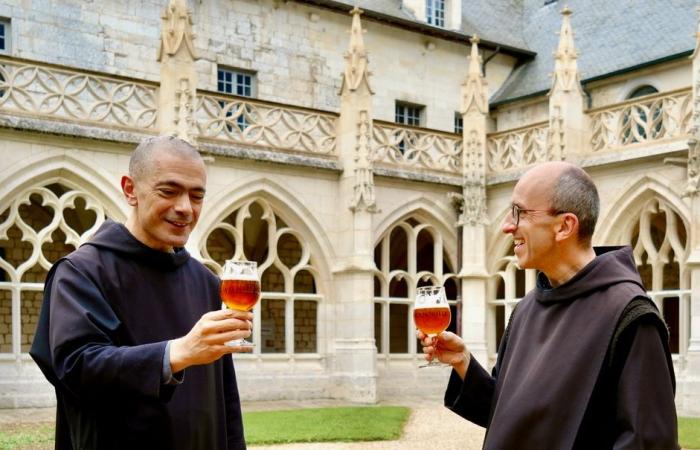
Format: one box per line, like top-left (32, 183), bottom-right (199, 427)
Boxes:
top-left (244, 406), bottom-right (410, 445)
top-left (680, 417), bottom-right (700, 449)
top-left (0, 410), bottom-right (696, 449)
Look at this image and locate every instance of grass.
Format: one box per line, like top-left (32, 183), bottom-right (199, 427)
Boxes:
top-left (680, 417), bottom-right (700, 449)
top-left (244, 406), bottom-right (410, 445)
top-left (0, 411), bottom-right (696, 449)
top-left (0, 423), bottom-right (54, 450)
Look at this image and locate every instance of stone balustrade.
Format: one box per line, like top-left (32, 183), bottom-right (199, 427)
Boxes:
top-left (0, 55), bottom-right (158, 131)
top-left (589, 87), bottom-right (693, 152)
top-left (196, 91), bottom-right (338, 157)
top-left (371, 120), bottom-right (462, 174)
top-left (486, 121), bottom-right (549, 174)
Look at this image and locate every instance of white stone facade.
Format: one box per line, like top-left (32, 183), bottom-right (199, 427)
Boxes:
top-left (0, 0), bottom-right (698, 417)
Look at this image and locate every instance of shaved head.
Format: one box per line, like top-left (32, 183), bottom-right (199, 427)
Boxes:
top-left (521, 161), bottom-right (599, 245)
top-left (129, 135), bottom-right (202, 182)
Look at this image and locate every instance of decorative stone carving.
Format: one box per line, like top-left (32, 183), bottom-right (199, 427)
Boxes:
top-left (549, 7), bottom-right (581, 95)
top-left (176, 78), bottom-right (197, 145)
top-left (338, 7), bottom-right (373, 95)
top-left (350, 110), bottom-right (377, 212)
top-left (157, 0), bottom-right (197, 61)
top-left (461, 35), bottom-right (488, 116)
top-left (547, 105), bottom-right (564, 160)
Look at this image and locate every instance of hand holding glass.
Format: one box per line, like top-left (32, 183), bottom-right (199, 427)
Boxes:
top-left (414, 285), bottom-right (451, 368)
top-left (220, 260), bottom-right (261, 347)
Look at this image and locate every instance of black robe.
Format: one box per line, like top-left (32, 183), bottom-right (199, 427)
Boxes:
top-left (445, 247), bottom-right (678, 450)
top-left (30, 220), bottom-right (246, 450)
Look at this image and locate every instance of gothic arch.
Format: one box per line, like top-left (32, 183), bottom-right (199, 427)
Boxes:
top-left (196, 177), bottom-right (333, 287)
top-left (373, 195), bottom-right (457, 266)
top-left (597, 174), bottom-right (690, 245)
top-left (0, 151), bottom-right (127, 220)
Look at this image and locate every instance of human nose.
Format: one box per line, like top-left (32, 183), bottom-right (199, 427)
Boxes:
top-left (173, 193), bottom-right (193, 215)
top-left (501, 212), bottom-right (516, 234)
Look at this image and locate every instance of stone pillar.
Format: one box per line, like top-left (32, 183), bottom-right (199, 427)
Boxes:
top-left (331, 7), bottom-right (378, 403)
top-left (157, 0), bottom-right (198, 144)
top-left (681, 6), bottom-right (700, 415)
top-left (547, 7), bottom-right (586, 161)
top-left (450, 36), bottom-right (489, 366)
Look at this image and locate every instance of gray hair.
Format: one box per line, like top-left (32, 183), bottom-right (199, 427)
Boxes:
top-left (129, 135), bottom-right (201, 181)
top-left (550, 166), bottom-right (599, 245)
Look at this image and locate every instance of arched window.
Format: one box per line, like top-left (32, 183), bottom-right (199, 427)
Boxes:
top-left (622, 85), bottom-right (662, 144)
top-left (373, 217), bottom-right (458, 356)
top-left (487, 250), bottom-right (533, 366)
top-left (0, 183), bottom-right (107, 355)
top-left (626, 197), bottom-right (690, 356)
top-left (201, 199), bottom-right (321, 354)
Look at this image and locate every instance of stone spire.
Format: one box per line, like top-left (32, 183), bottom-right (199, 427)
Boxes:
top-left (156, 0), bottom-right (198, 144)
top-left (461, 35), bottom-right (488, 116)
top-left (547, 6), bottom-right (585, 160)
top-left (157, 0), bottom-right (197, 61)
top-left (685, 5), bottom-right (700, 197)
top-left (339, 7), bottom-right (373, 95)
top-left (549, 6), bottom-right (581, 94)
top-left (456, 35), bottom-right (488, 226)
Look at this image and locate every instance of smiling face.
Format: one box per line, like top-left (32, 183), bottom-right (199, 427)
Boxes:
top-left (501, 164), bottom-right (563, 272)
top-left (122, 146), bottom-right (207, 252)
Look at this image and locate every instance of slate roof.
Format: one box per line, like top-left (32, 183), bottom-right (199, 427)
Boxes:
top-left (491, 0), bottom-right (698, 103)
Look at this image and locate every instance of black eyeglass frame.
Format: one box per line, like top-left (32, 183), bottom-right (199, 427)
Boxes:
top-left (510, 204), bottom-right (565, 227)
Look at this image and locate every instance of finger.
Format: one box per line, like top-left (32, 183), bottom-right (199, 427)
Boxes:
top-left (227, 310), bottom-right (254, 321)
top-left (416, 330), bottom-right (426, 340)
top-left (202, 309), bottom-right (237, 320)
top-left (422, 346), bottom-right (434, 354)
top-left (203, 318), bottom-right (252, 334)
top-left (209, 329), bottom-right (252, 344)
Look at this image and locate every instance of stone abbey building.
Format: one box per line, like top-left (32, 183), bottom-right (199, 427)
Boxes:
top-left (0, 0), bottom-right (698, 415)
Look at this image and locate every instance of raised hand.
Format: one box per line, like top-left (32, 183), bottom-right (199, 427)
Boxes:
top-left (169, 309), bottom-right (253, 373)
top-left (417, 330), bottom-right (470, 379)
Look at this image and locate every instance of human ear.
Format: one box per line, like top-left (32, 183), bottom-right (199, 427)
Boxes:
top-left (554, 213), bottom-right (579, 242)
top-left (121, 175), bottom-right (138, 206)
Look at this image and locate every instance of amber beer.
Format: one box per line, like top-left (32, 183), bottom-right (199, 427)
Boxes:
top-left (414, 305), bottom-right (451, 336)
top-left (221, 278), bottom-right (260, 311)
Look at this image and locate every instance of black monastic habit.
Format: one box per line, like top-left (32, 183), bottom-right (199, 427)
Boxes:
top-left (445, 246), bottom-right (678, 450)
top-left (30, 220), bottom-right (246, 450)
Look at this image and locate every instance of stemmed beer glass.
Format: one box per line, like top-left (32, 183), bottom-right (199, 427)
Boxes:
top-left (220, 260), bottom-right (261, 347)
top-left (413, 285), bottom-right (451, 368)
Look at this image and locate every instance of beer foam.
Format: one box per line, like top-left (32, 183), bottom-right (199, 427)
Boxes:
top-left (221, 272), bottom-right (259, 281)
top-left (414, 302), bottom-right (451, 310)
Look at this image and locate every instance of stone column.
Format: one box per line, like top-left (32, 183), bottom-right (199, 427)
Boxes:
top-left (681, 6), bottom-right (700, 415)
top-left (331, 7), bottom-right (378, 403)
top-left (157, 0), bottom-right (198, 144)
top-left (450, 36), bottom-right (489, 366)
top-left (547, 7), bottom-right (586, 161)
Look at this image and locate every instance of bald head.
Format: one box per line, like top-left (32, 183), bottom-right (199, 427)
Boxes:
top-left (521, 161), bottom-right (599, 245)
top-left (129, 135), bottom-right (202, 182)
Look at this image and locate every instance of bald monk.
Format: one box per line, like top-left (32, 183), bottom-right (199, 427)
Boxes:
top-left (31, 136), bottom-right (251, 450)
top-left (420, 161), bottom-right (678, 449)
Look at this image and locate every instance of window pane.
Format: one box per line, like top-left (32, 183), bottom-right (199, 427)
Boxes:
top-left (0, 290), bottom-right (10, 352)
top-left (663, 297), bottom-right (679, 354)
top-left (374, 302), bottom-right (382, 353)
top-left (21, 290), bottom-right (42, 353)
top-left (294, 300), bottom-right (317, 353)
top-left (261, 298), bottom-right (285, 353)
top-left (389, 303), bottom-right (408, 353)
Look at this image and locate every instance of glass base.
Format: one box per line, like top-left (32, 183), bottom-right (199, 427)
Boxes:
top-left (418, 359), bottom-right (446, 368)
top-left (225, 338), bottom-right (255, 348)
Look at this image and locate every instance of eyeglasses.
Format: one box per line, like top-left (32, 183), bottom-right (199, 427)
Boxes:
top-left (509, 204), bottom-right (563, 228)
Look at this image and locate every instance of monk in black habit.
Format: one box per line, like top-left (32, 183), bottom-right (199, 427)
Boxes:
top-left (420, 161), bottom-right (678, 450)
top-left (30, 136), bottom-right (252, 450)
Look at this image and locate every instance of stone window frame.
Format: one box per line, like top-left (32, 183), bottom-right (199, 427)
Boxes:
top-left (426, 0), bottom-right (446, 27)
top-left (373, 218), bottom-right (459, 359)
top-left (0, 182), bottom-right (109, 357)
top-left (624, 197), bottom-right (691, 359)
top-left (454, 112), bottom-right (463, 134)
top-left (217, 66), bottom-right (257, 131)
top-left (0, 18), bottom-right (10, 54)
top-left (395, 101), bottom-right (424, 127)
top-left (200, 198), bottom-right (323, 356)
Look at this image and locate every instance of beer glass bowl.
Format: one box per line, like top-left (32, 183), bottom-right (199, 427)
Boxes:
top-left (220, 260), bottom-right (261, 347)
top-left (414, 285), bottom-right (451, 368)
